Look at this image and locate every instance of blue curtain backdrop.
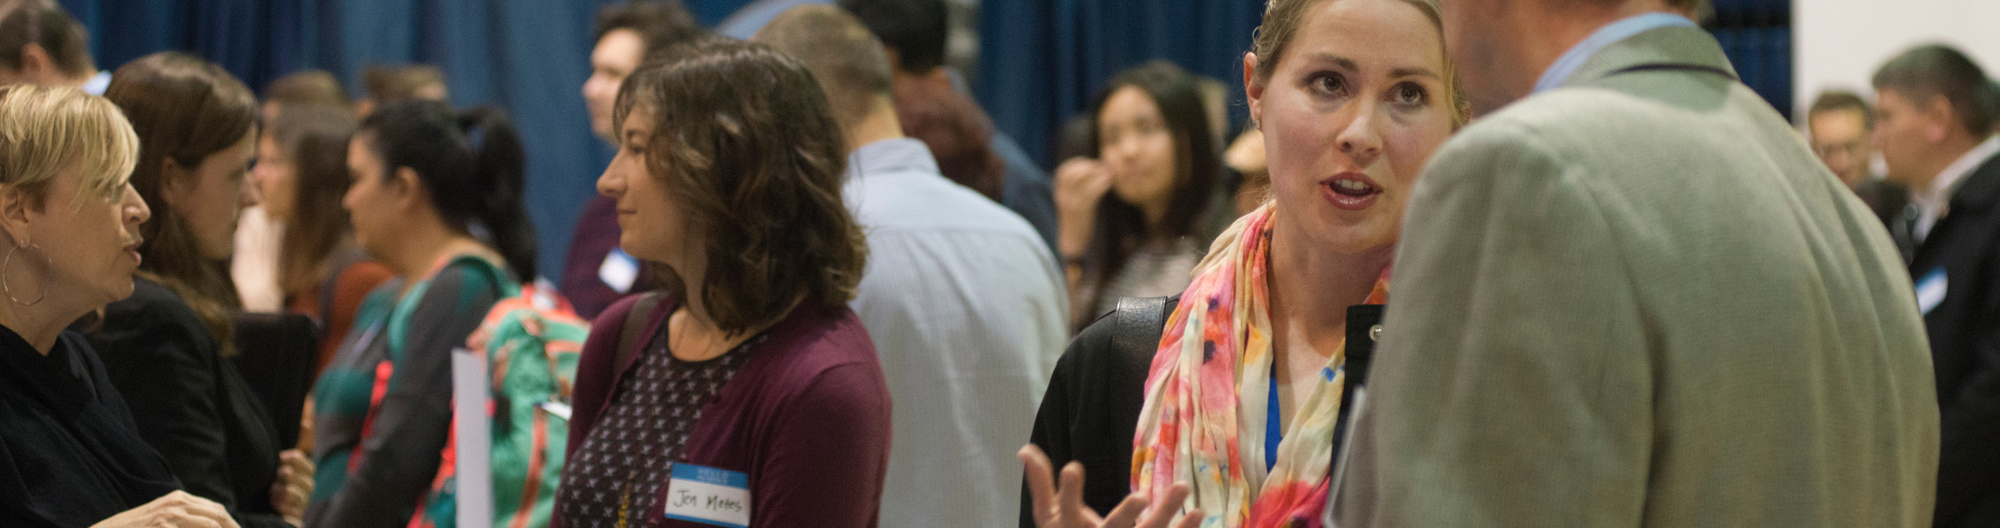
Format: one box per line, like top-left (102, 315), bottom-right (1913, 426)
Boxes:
top-left (976, 0), bottom-right (1795, 170)
top-left (55, 0), bottom-right (762, 281)
top-left (55, 0), bottom-right (1789, 279)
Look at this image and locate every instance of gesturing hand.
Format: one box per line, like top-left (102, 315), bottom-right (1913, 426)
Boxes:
top-left (1019, 444), bottom-right (1202, 528)
top-left (271, 449), bottom-right (315, 525)
top-left (1054, 157), bottom-right (1113, 260)
top-left (89, 490), bottom-right (241, 528)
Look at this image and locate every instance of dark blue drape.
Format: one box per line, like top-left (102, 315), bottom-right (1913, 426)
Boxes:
top-left (975, 0), bottom-right (1262, 170)
top-left (55, 0), bottom-right (758, 281)
top-left (977, 0), bottom-right (1796, 170)
top-left (54, 0), bottom-right (1791, 278)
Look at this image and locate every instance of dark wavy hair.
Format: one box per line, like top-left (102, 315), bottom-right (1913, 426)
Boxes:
top-left (105, 51), bottom-right (257, 352)
top-left (613, 39), bottom-right (867, 335)
top-left (1079, 60), bottom-right (1219, 321)
top-left (357, 100), bottom-right (538, 280)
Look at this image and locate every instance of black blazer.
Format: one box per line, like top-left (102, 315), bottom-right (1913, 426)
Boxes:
top-left (1907, 152), bottom-right (2000, 528)
top-left (86, 278), bottom-right (291, 528)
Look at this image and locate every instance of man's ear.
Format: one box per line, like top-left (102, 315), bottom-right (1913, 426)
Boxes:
top-left (1923, 93), bottom-right (1958, 142)
top-left (16, 43), bottom-right (60, 84)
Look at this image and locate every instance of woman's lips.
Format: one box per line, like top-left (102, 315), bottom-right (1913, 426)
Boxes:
top-left (1320, 172), bottom-right (1382, 211)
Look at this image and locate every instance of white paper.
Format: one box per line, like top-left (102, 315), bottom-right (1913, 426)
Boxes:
top-left (451, 347), bottom-right (492, 528)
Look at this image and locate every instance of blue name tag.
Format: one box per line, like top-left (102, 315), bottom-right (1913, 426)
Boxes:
top-left (1916, 267), bottom-right (1947, 315)
top-left (662, 463), bottom-right (750, 528)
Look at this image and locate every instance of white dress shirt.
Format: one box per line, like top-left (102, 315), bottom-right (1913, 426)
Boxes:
top-left (1912, 135), bottom-right (2000, 243)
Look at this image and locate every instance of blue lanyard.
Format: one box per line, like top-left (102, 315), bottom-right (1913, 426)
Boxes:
top-left (1266, 363), bottom-right (1281, 472)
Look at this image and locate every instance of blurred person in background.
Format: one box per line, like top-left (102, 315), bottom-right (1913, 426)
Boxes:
top-left (1808, 90), bottom-right (1909, 231)
top-left (351, 64), bottom-right (447, 117)
top-left (0, 82), bottom-right (243, 528)
top-left (306, 100), bottom-right (537, 527)
top-left (236, 70), bottom-right (358, 313)
top-left (1054, 60), bottom-right (1223, 330)
top-left (88, 51), bottom-right (311, 528)
top-left (562, 0), bottom-right (708, 320)
top-left (755, 7), bottom-right (1068, 528)
top-left (840, 0), bottom-right (1061, 255)
top-left (0, 0), bottom-right (108, 94)
top-left (554, 39), bottom-right (890, 528)
top-left (1870, 44), bottom-right (2000, 528)
top-left (249, 105), bottom-right (393, 375)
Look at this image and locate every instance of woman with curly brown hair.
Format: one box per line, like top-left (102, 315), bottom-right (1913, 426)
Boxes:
top-left (553, 39), bottom-right (889, 528)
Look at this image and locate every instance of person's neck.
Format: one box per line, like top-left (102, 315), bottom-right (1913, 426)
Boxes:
top-left (0, 296), bottom-right (87, 356)
top-left (1913, 134), bottom-right (1988, 191)
top-left (381, 216), bottom-right (478, 284)
top-left (1265, 221), bottom-right (1391, 361)
top-left (846, 102), bottom-right (905, 153)
top-left (1513, 2), bottom-right (1683, 98)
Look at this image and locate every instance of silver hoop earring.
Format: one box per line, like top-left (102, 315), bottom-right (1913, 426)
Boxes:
top-left (3, 244), bottom-right (51, 306)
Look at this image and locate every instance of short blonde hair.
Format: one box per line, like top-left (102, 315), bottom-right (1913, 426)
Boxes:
top-left (0, 83), bottom-right (138, 208)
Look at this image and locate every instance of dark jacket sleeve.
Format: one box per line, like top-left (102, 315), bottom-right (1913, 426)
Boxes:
top-left (749, 361), bottom-right (892, 528)
top-left (1936, 296), bottom-right (2000, 525)
top-left (310, 264), bottom-right (502, 528)
top-left (1020, 310), bottom-right (1152, 527)
top-left (91, 293), bottom-right (236, 507)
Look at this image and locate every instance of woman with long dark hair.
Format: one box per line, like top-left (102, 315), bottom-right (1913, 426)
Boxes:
top-left (250, 105), bottom-right (393, 375)
top-left (89, 51), bottom-right (312, 528)
top-left (1055, 60), bottom-right (1226, 329)
top-left (305, 100), bottom-right (537, 527)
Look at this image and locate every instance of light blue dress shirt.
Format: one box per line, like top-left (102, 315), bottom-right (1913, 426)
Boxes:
top-left (841, 138), bottom-right (1069, 528)
top-left (1532, 13), bottom-right (1698, 94)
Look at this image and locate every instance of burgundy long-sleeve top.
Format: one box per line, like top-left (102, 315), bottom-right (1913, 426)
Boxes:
top-left (555, 294), bottom-right (892, 528)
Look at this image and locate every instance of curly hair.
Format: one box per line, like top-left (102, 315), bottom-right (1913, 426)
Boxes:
top-left (613, 39), bottom-right (867, 334)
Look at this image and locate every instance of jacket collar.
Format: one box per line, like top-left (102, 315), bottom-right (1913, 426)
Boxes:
top-left (1558, 24), bottom-right (1738, 89)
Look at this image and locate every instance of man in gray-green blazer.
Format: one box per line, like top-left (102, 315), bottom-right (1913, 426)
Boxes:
top-left (1333, 0), bottom-right (1940, 526)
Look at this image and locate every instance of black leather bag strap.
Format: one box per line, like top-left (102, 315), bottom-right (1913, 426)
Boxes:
top-left (615, 292), bottom-right (665, 370)
top-left (1112, 296), bottom-right (1174, 358)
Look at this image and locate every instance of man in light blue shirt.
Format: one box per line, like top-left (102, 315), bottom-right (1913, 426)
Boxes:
top-left (0, 0), bottom-right (109, 94)
top-left (755, 7), bottom-right (1068, 528)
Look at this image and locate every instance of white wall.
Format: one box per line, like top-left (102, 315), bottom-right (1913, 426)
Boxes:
top-left (1793, 0), bottom-right (2000, 121)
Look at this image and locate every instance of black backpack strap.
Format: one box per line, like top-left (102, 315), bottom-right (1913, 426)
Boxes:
top-left (1112, 296), bottom-right (1175, 359)
top-left (1331, 303), bottom-right (1386, 458)
top-left (615, 292), bottom-right (665, 370)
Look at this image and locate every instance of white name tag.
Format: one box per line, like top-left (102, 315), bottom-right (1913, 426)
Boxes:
top-left (1916, 267), bottom-right (1947, 315)
top-left (598, 248), bottom-right (640, 294)
top-left (662, 463), bottom-right (750, 528)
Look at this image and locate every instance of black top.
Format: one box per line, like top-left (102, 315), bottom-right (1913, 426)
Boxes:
top-left (86, 278), bottom-right (291, 528)
top-left (1906, 152), bottom-right (2000, 528)
top-left (0, 325), bottom-right (181, 527)
top-left (1020, 296), bottom-right (1174, 527)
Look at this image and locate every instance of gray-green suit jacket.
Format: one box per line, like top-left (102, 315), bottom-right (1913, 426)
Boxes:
top-left (1333, 25), bottom-right (1940, 527)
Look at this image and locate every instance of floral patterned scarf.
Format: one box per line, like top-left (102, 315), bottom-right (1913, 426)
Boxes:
top-left (1130, 203), bottom-right (1388, 527)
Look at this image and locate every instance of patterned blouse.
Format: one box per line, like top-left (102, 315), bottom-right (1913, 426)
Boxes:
top-left (556, 325), bottom-right (765, 527)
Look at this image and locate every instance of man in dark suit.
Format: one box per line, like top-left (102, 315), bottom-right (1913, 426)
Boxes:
top-left (1809, 90), bottom-right (1912, 240)
top-left (1871, 44), bottom-right (2000, 528)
